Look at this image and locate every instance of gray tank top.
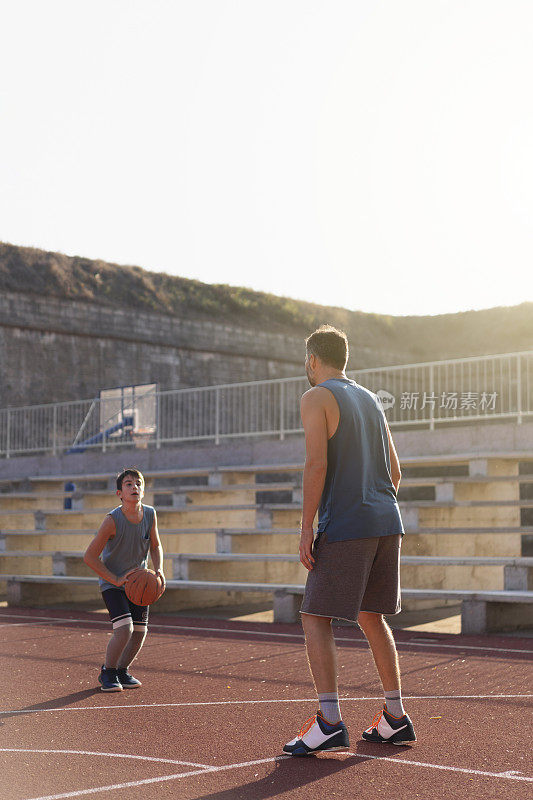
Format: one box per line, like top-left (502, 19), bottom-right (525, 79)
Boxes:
top-left (99, 504), bottom-right (155, 592)
top-left (317, 378), bottom-right (403, 542)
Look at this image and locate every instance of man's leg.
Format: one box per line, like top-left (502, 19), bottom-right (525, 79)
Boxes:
top-left (283, 612), bottom-right (349, 754)
top-left (301, 612), bottom-right (342, 724)
top-left (357, 611), bottom-right (416, 743)
top-left (301, 612), bottom-right (337, 692)
top-left (356, 535), bottom-right (408, 720)
top-left (357, 611), bottom-right (400, 692)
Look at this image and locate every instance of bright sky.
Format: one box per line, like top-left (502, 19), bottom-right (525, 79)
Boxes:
top-left (1, 1), bottom-right (532, 316)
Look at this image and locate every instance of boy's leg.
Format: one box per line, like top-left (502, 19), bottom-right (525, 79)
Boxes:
top-left (116, 627), bottom-right (146, 669)
top-left (99, 589), bottom-right (134, 691)
top-left (116, 600), bottom-right (149, 685)
top-left (101, 588), bottom-right (134, 667)
top-left (105, 620), bottom-right (134, 668)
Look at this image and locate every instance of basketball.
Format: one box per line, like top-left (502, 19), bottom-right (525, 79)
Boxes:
top-left (125, 568), bottom-right (164, 606)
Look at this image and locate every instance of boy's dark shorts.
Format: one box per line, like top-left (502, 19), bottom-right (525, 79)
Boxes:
top-left (300, 532), bottom-right (402, 623)
top-left (102, 587), bottom-right (149, 630)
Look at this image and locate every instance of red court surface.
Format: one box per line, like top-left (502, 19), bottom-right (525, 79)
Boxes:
top-left (1, 606), bottom-right (532, 800)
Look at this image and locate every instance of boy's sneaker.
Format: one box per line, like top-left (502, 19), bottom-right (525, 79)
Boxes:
top-left (362, 706), bottom-right (416, 745)
top-left (116, 668), bottom-right (142, 688)
top-left (98, 665), bottom-right (123, 692)
top-left (283, 711), bottom-right (349, 756)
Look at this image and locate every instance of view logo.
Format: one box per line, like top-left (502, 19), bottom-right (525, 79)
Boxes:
top-left (377, 390), bottom-right (395, 411)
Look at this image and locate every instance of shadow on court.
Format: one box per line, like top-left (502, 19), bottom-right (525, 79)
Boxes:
top-left (189, 750), bottom-right (383, 800)
top-left (0, 688), bottom-right (100, 722)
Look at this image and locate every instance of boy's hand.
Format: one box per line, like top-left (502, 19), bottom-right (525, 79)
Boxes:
top-left (299, 526), bottom-right (315, 571)
top-left (115, 568), bottom-right (139, 587)
top-left (155, 569), bottom-right (166, 590)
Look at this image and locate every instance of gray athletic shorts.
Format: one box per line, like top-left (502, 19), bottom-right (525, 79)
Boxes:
top-left (300, 532), bottom-right (402, 623)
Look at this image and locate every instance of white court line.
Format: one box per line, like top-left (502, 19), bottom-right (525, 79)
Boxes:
top-left (22, 768), bottom-right (215, 800)
top-left (13, 753), bottom-right (282, 800)
top-left (1, 694), bottom-right (531, 717)
top-left (0, 621), bottom-right (54, 628)
top-left (1, 612), bottom-right (532, 655)
top-left (0, 747), bottom-right (212, 770)
top-left (341, 752), bottom-right (533, 783)
top-left (9, 748), bottom-right (533, 800)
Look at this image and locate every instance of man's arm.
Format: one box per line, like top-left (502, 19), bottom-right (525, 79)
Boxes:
top-left (385, 420), bottom-right (401, 494)
top-left (299, 388), bottom-right (329, 571)
top-left (149, 510), bottom-right (166, 589)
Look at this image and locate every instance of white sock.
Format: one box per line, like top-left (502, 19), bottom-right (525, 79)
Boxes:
top-left (384, 690), bottom-right (405, 717)
top-left (318, 692), bottom-right (341, 723)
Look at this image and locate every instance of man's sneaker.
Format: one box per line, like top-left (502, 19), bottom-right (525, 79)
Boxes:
top-left (116, 668), bottom-right (142, 688)
top-left (98, 665), bottom-right (123, 692)
top-left (283, 711), bottom-right (349, 756)
top-left (362, 706), bottom-right (416, 745)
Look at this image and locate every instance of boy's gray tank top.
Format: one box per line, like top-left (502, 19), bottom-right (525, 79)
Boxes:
top-left (99, 504), bottom-right (155, 592)
top-left (317, 378), bottom-right (403, 542)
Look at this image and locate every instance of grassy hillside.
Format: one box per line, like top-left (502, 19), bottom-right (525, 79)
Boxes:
top-left (1, 241), bottom-right (531, 364)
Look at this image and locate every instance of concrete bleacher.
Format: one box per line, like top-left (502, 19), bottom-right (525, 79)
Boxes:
top-left (2, 483), bottom-right (301, 511)
top-left (3, 574), bottom-right (532, 636)
top-left (3, 550), bottom-right (531, 596)
top-left (0, 451), bottom-right (532, 633)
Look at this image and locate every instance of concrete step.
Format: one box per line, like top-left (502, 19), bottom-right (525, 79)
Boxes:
top-left (0, 529), bottom-right (224, 554)
top-left (26, 465), bottom-right (303, 490)
top-left (400, 475), bottom-right (533, 485)
top-left (1, 526), bottom-right (531, 557)
top-left (6, 550), bottom-right (530, 568)
top-left (0, 503), bottom-right (302, 532)
top-left (399, 499), bottom-right (533, 508)
top-left (28, 467), bottom-right (216, 488)
top-left (400, 452), bottom-right (533, 466)
top-left (4, 452), bottom-right (531, 494)
top-left (0, 492), bottom-right (76, 511)
top-left (5, 476), bottom-right (532, 512)
top-left (2, 548), bottom-right (532, 597)
top-left (2, 549), bottom-right (531, 568)
top-left (171, 552), bottom-right (533, 590)
top-left (3, 499), bottom-right (528, 538)
top-left (3, 572), bottom-right (531, 599)
top-left (407, 526), bottom-right (533, 534)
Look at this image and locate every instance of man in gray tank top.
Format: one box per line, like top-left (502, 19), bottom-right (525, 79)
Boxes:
top-left (283, 325), bottom-right (416, 756)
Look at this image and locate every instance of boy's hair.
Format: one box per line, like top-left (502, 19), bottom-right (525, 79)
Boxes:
top-left (306, 324), bottom-right (349, 370)
top-left (116, 468), bottom-right (144, 491)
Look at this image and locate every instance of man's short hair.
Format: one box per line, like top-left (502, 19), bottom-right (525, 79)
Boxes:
top-left (306, 324), bottom-right (349, 370)
top-left (116, 468), bottom-right (144, 491)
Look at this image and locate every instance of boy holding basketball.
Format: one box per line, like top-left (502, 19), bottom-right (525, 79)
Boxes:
top-left (84, 468), bottom-right (165, 692)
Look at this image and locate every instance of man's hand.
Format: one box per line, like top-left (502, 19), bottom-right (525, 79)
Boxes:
top-left (299, 527), bottom-right (315, 571)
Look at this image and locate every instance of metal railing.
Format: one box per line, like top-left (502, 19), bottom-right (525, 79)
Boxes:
top-left (0, 351), bottom-right (531, 457)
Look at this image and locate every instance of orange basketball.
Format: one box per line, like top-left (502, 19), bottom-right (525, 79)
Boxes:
top-left (125, 568), bottom-right (164, 606)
